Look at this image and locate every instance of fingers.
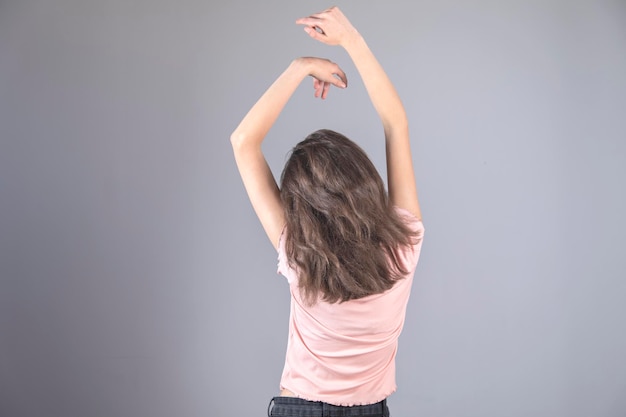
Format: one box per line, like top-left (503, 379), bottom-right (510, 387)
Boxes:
top-left (296, 8), bottom-right (351, 47)
top-left (333, 66), bottom-right (348, 87)
top-left (296, 16), bottom-right (325, 34)
top-left (312, 79), bottom-right (334, 100)
top-left (302, 26), bottom-right (324, 41)
top-left (313, 79), bottom-right (322, 98)
top-left (314, 80), bottom-right (346, 100)
top-left (296, 15), bottom-right (328, 39)
top-left (296, 6), bottom-right (337, 23)
top-left (295, 16), bottom-right (321, 26)
top-left (325, 61), bottom-right (347, 88)
top-left (321, 82), bottom-right (331, 99)
top-left (315, 81), bottom-right (331, 100)
top-left (305, 57), bottom-right (348, 99)
top-left (296, 7), bottom-right (340, 27)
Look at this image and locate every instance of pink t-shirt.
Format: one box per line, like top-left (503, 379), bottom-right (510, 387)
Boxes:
top-left (276, 207), bottom-right (425, 406)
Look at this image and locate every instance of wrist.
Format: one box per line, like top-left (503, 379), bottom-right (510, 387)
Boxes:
top-left (290, 57), bottom-right (313, 77)
top-left (341, 32), bottom-right (365, 53)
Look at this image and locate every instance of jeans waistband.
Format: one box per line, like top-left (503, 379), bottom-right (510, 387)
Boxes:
top-left (268, 396), bottom-right (390, 417)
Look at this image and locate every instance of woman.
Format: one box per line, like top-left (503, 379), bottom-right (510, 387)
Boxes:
top-left (231, 6), bottom-right (425, 417)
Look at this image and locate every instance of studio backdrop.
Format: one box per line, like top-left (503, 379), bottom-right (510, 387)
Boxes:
top-left (1, 1), bottom-right (625, 416)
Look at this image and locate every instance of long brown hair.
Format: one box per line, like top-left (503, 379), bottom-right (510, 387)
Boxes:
top-left (279, 129), bottom-right (420, 305)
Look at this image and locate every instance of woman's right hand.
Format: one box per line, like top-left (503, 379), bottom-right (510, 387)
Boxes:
top-left (297, 7), bottom-right (422, 220)
top-left (295, 6), bottom-right (360, 48)
top-left (295, 57), bottom-right (347, 100)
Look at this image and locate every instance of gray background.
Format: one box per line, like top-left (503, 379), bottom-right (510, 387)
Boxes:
top-left (1, 0), bottom-right (625, 416)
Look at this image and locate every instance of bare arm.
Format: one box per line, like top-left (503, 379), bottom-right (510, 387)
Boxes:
top-left (296, 7), bottom-right (422, 220)
top-left (230, 57), bottom-right (347, 249)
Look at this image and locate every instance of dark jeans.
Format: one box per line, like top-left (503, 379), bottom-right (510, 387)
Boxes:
top-left (268, 396), bottom-right (390, 417)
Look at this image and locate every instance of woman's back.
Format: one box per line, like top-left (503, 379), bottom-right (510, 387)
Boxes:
top-left (277, 207), bottom-right (425, 406)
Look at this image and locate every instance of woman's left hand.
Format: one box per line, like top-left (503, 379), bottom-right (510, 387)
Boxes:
top-left (296, 56), bottom-right (347, 99)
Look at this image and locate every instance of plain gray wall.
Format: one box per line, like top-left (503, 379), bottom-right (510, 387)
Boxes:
top-left (1, 0), bottom-right (625, 416)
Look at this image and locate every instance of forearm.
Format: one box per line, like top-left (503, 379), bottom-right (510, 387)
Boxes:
top-left (294, 6), bottom-right (422, 218)
top-left (343, 34), bottom-right (408, 134)
top-left (230, 59), bottom-right (309, 150)
top-left (344, 32), bottom-right (418, 216)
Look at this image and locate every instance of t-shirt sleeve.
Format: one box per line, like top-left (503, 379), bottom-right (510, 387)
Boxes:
top-left (393, 206), bottom-right (426, 271)
top-left (277, 227), bottom-right (298, 284)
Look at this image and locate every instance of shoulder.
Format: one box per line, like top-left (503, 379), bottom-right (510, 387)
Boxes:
top-left (277, 225), bottom-right (298, 284)
top-left (392, 205), bottom-right (425, 269)
top-left (393, 206), bottom-right (425, 235)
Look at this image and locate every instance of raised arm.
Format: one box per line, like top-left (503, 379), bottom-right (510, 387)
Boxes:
top-left (296, 7), bottom-right (422, 220)
top-left (230, 57), bottom-right (347, 249)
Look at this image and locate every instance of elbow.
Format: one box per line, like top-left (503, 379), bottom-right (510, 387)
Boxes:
top-left (230, 130), bottom-right (246, 151)
top-left (381, 109), bottom-right (409, 134)
top-left (383, 118), bottom-right (409, 136)
top-left (230, 130), bottom-right (261, 154)
top-left (393, 110), bottom-right (409, 129)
